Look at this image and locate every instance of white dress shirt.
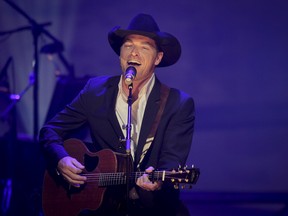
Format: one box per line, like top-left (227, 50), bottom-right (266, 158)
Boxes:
top-left (115, 74), bottom-right (155, 160)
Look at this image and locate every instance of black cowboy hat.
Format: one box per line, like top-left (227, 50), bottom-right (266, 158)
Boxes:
top-left (108, 13), bottom-right (181, 67)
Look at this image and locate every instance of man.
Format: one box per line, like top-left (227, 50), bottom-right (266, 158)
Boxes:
top-left (39, 13), bottom-right (195, 216)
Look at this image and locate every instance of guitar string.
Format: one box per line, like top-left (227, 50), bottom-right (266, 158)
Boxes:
top-left (83, 171), bottom-right (189, 178)
top-left (81, 171), bottom-right (192, 183)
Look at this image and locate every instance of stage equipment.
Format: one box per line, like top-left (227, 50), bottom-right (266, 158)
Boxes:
top-left (1, 0), bottom-right (73, 142)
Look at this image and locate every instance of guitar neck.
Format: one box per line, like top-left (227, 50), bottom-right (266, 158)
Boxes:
top-left (83, 168), bottom-right (199, 187)
top-left (84, 171), bottom-right (164, 187)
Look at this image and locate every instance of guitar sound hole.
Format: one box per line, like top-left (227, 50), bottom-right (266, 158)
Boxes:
top-left (84, 154), bottom-right (99, 172)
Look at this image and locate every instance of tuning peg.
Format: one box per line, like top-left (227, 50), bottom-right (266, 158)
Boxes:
top-left (174, 184), bottom-right (179, 189)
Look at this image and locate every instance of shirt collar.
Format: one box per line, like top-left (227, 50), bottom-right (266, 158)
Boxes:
top-left (118, 74), bottom-right (155, 101)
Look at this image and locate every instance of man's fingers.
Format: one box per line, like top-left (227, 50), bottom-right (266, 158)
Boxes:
top-left (137, 180), bottom-right (161, 191)
top-left (136, 170), bottom-right (162, 191)
top-left (62, 170), bottom-right (86, 185)
top-left (71, 158), bottom-right (85, 170)
top-left (57, 156), bottom-right (87, 185)
top-left (145, 166), bottom-right (154, 173)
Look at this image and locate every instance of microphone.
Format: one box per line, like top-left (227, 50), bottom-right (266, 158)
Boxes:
top-left (124, 66), bottom-right (137, 85)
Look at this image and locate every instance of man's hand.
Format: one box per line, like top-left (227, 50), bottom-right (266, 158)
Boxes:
top-left (57, 156), bottom-right (87, 187)
top-left (136, 166), bottom-right (162, 191)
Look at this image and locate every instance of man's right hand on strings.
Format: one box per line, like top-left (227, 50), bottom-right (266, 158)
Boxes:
top-left (57, 156), bottom-right (87, 187)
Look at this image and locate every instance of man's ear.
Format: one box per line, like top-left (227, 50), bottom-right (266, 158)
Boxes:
top-left (155, 52), bottom-right (164, 66)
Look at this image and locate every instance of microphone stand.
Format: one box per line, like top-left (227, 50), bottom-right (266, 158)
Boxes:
top-left (0, 23), bottom-right (51, 36)
top-left (3, 0), bottom-right (67, 143)
top-left (125, 83), bottom-right (133, 216)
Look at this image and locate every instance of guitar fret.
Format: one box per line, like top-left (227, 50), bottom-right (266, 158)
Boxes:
top-left (98, 173), bottom-right (127, 186)
top-left (98, 171), bottom-right (159, 186)
top-left (88, 169), bottom-right (199, 186)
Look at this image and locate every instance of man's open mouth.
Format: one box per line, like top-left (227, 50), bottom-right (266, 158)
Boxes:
top-left (127, 60), bottom-right (141, 67)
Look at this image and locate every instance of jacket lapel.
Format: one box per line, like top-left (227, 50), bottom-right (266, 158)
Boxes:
top-left (135, 78), bottom-right (162, 165)
top-left (105, 76), bottom-right (126, 149)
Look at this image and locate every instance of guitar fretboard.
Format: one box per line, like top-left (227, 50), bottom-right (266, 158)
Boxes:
top-left (84, 171), bottom-right (164, 186)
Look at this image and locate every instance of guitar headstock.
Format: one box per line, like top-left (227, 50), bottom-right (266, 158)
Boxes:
top-left (164, 165), bottom-right (200, 189)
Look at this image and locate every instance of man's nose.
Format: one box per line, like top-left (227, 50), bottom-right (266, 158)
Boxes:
top-left (131, 46), bottom-right (139, 56)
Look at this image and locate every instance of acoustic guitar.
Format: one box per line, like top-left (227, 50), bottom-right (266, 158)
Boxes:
top-left (42, 138), bottom-right (200, 216)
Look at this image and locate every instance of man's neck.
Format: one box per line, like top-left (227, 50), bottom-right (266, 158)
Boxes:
top-left (121, 75), bottom-right (153, 101)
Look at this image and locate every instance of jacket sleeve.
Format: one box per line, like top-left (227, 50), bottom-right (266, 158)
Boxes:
top-left (38, 78), bottom-right (93, 168)
top-left (157, 90), bottom-right (195, 170)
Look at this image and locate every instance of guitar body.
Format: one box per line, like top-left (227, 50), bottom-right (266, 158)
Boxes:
top-left (42, 138), bottom-right (129, 216)
top-left (42, 138), bottom-right (200, 216)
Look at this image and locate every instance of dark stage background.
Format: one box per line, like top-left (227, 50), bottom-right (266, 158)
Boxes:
top-left (0, 0), bottom-right (288, 215)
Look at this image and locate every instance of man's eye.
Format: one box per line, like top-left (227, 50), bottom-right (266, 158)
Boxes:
top-left (142, 46), bottom-right (150, 50)
top-left (124, 43), bottom-right (132, 48)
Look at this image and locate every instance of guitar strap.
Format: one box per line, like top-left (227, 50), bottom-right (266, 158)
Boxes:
top-left (136, 83), bottom-right (170, 169)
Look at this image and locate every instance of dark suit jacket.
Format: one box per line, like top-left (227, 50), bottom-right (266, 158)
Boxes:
top-left (39, 75), bottom-right (195, 214)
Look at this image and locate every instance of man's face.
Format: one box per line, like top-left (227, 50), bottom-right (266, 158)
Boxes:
top-left (120, 34), bottom-right (163, 83)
